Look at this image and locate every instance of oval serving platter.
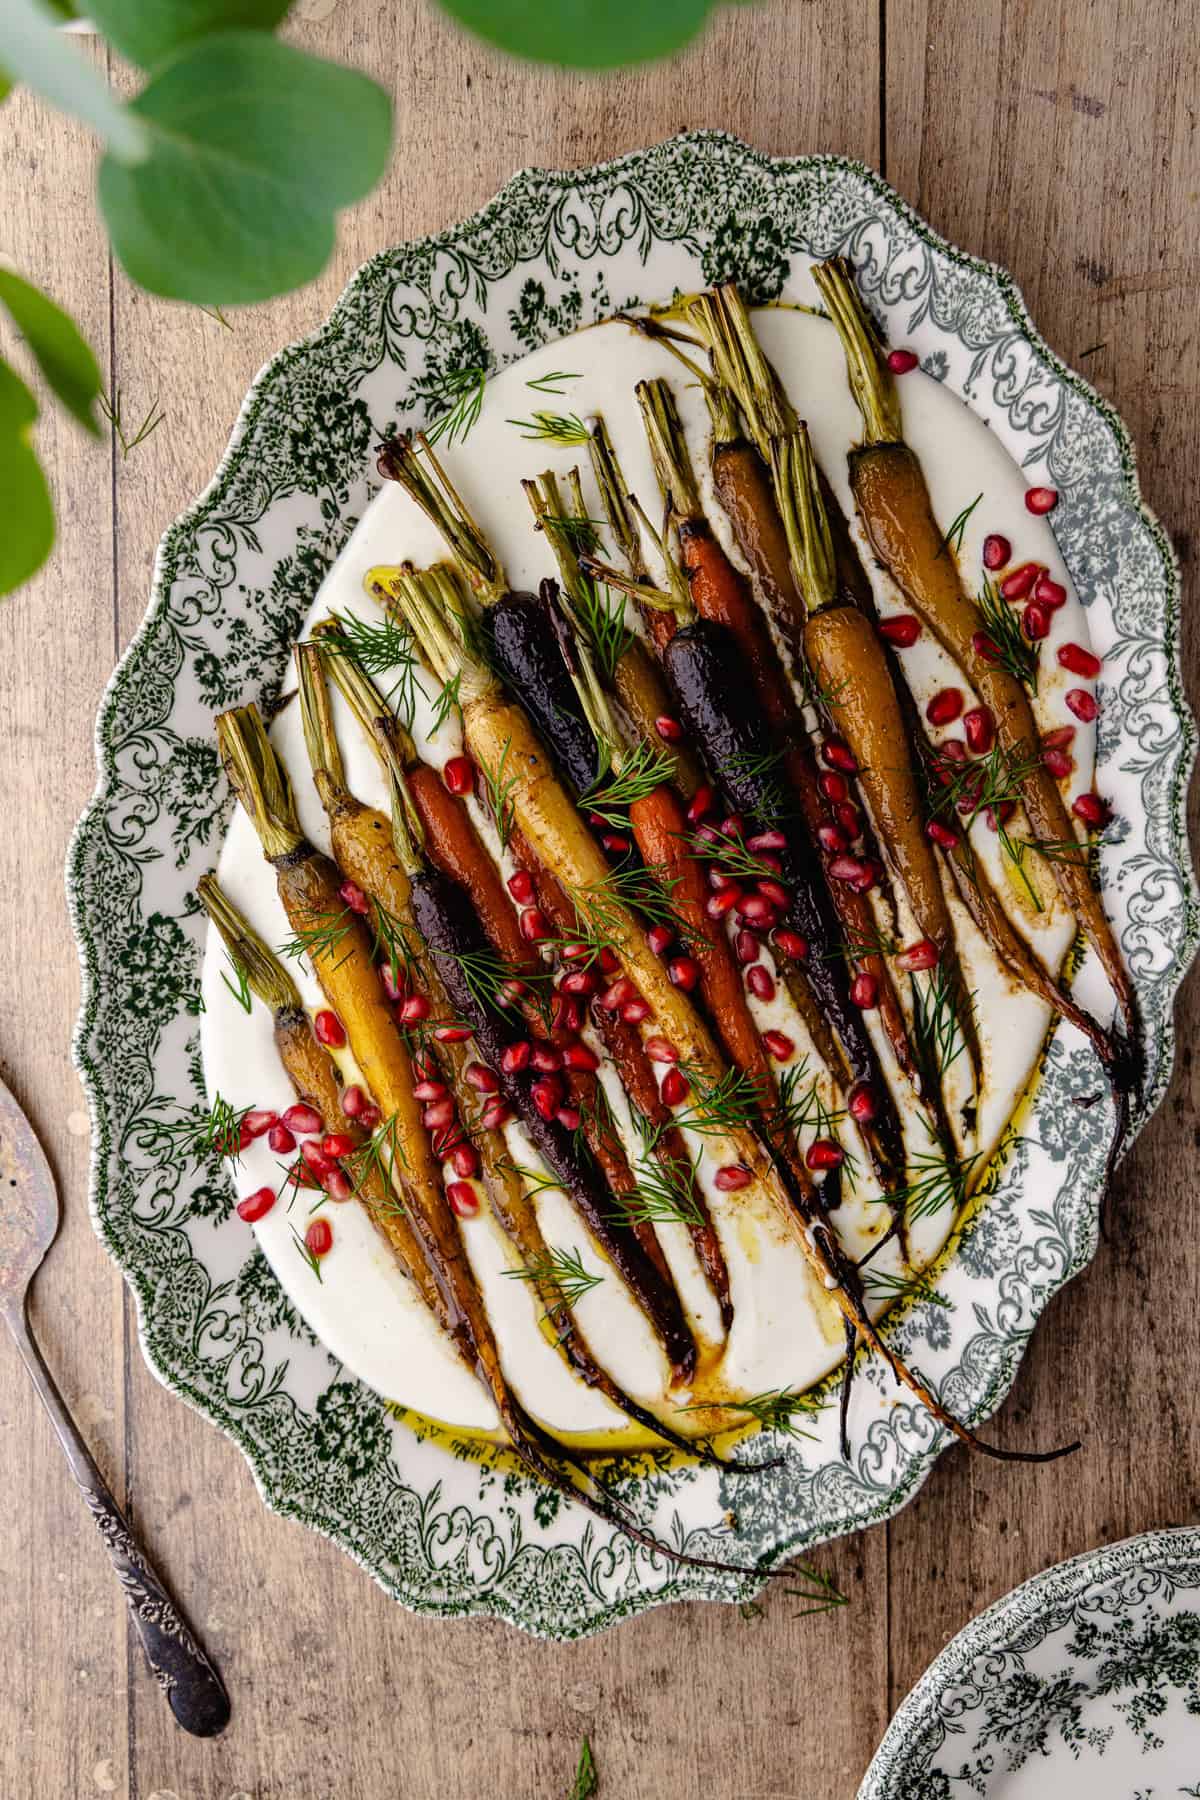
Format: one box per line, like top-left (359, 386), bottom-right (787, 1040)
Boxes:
top-left (69, 130), bottom-right (1196, 1639)
top-left (859, 1525), bottom-right (1200, 1798)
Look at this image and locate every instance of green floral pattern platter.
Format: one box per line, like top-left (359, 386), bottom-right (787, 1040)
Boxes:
top-left (860, 1526), bottom-right (1200, 1797)
top-left (68, 130), bottom-right (1196, 1639)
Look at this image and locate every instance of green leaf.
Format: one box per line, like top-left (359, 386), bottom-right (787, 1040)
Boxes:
top-left (98, 32), bottom-right (393, 304)
top-left (0, 69), bottom-right (12, 106)
top-left (0, 271), bottom-right (102, 435)
top-left (434, 0), bottom-right (716, 67)
top-left (0, 359), bottom-right (55, 597)
top-left (85, 0), bottom-right (291, 73)
top-left (0, 0), bottom-right (147, 162)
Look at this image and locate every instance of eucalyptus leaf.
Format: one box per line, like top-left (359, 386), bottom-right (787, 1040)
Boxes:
top-left (0, 0), bottom-right (147, 163)
top-left (0, 271), bottom-right (102, 436)
top-left (85, 0), bottom-right (291, 74)
top-left (0, 359), bottom-right (55, 597)
top-left (434, 0), bottom-right (717, 67)
top-left (98, 33), bottom-right (393, 304)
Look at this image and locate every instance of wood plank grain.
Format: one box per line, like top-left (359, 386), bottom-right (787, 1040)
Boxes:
top-left (0, 59), bottom-right (130, 1800)
top-left (884, 0), bottom-right (1200, 1723)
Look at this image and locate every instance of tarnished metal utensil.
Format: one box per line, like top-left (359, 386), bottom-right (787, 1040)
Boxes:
top-left (0, 1073), bottom-right (230, 1737)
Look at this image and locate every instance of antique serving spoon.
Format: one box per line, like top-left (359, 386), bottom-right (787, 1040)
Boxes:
top-left (0, 1073), bottom-right (230, 1736)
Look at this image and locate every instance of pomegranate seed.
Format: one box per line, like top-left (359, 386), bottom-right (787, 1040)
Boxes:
top-left (1043, 747), bottom-right (1074, 779)
top-left (1043, 725), bottom-right (1076, 750)
top-left (530, 1044), bottom-right (563, 1073)
top-left (532, 1076), bottom-right (564, 1119)
top-left (822, 738), bottom-right (858, 774)
top-left (706, 887), bottom-right (743, 919)
top-left (762, 1029), bottom-right (794, 1061)
top-left (714, 1163), bottom-right (753, 1191)
top-left (562, 997), bottom-right (585, 1035)
top-left (560, 969), bottom-right (597, 996)
top-left (413, 1048), bottom-right (437, 1081)
top-left (413, 1079), bottom-right (447, 1102)
top-left (1059, 686), bottom-right (1098, 725)
top-left (834, 802), bottom-right (861, 840)
top-left (599, 947), bottom-right (621, 975)
top-left (1000, 562), bottom-right (1040, 601)
top-left (1033, 574), bottom-right (1067, 610)
top-left (321, 1132), bottom-right (355, 1159)
top-left (773, 928), bottom-right (808, 961)
top-left (1058, 642), bottom-right (1101, 679)
top-left (645, 1036), bottom-right (679, 1064)
top-left (887, 348), bottom-right (919, 374)
top-left (940, 739), bottom-right (967, 763)
top-left (378, 961), bottom-right (405, 1002)
top-left (655, 714), bottom-right (684, 742)
top-left (746, 965), bottom-right (775, 1002)
top-left (305, 1217), bottom-right (333, 1257)
top-left (497, 978), bottom-right (527, 1009)
top-left (851, 971), bottom-right (879, 1009)
top-left (848, 1083), bottom-right (876, 1125)
top-left (433, 1024), bottom-right (473, 1043)
top-left (587, 813), bottom-right (606, 830)
top-left (341, 1085), bottom-right (366, 1118)
top-left (879, 613), bottom-right (922, 647)
top-left (709, 866), bottom-right (740, 893)
top-left (756, 878), bottom-right (790, 911)
top-left (599, 977), bottom-right (635, 1011)
top-left (897, 938), bottom-right (938, 972)
top-left (359, 1105), bottom-right (381, 1131)
top-left (963, 706), bottom-right (994, 754)
top-left (1023, 602), bottom-right (1050, 641)
top-left (324, 1169), bottom-right (352, 1201)
top-left (721, 814), bottom-right (746, 840)
top-left (465, 1062), bottom-right (499, 1094)
top-left (1073, 792), bottom-right (1109, 827)
top-left (561, 941), bottom-right (591, 963)
top-left (507, 869), bottom-right (535, 905)
top-left (501, 1041), bottom-right (531, 1075)
top-left (806, 1138), bottom-right (844, 1171)
top-left (563, 1043), bottom-right (599, 1073)
top-left (687, 784), bottom-right (715, 825)
top-left (818, 770), bottom-right (848, 803)
top-left (243, 1108), bottom-right (277, 1139)
top-left (301, 1138), bottom-right (332, 1176)
top-left (602, 832), bottom-right (631, 854)
top-left (621, 997), bottom-right (652, 1025)
top-left (447, 1180), bottom-right (479, 1218)
top-left (737, 893), bottom-right (773, 925)
top-left (982, 533), bottom-right (1011, 571)
top-left (443, 755), bottom-right (474, 795)
top-left (481, 1099), bottom-right (512, 1130)
top-left (1025, 485), bottom-right (1058, 514)
top-left (734, 930), bottom-right (760, 965)
top-left (422, 1098), bottom-right (455, 1131)
top-left (555, 1106), bottom-right (581, 1131)
top-left (669, 955), bottom-right (702, 989)
top-left (398, 994), bottom-right (430, 1026)
top-left (338, 879), bottom-right (370, 916)
top-left (451, 1141), bottom-right (479, 1178)
top-left (237, 1186), bottom-right (277, 1223)
top-left (828, 854), bottom-right (868, 884)
top-left (972, 631), bottom-right (1001, 663)
top-left (519, 906), bottom-right (550, 942)
top-left (314, 1009), bottom-right (345, 1048)
top-left (646, 924), bottom-right (674, 956)
top-left (926, 818), bottom-right (960, 849)
top-left (282, 1103), bottom-right (322, 1136)
top-left (926, 687), bottom-right (964, 727)
top-left (818, 822), bottom-right (848, 854)
top-left (660, 1067), bottom-right (690, 1106)
top-left (237, 1118), bottom-right (256, 1153)
top-left (268, 1123), bottom-right (296, 1155)
top-left (693, 822), bottom-right (723, 846)
top-left (748, 829), bottom-right (787, 853)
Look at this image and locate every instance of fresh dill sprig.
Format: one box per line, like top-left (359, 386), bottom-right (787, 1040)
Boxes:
top-left (220, 950), bottom-right (253, 1014)
top-left (725, 745), bottom-right (787, 783)
top-left (494, 1156), bottom-right (563, 1199)
top-left (862, 1264), bottom-right (952, 1310)
top-left (424, 364), bottom-right (487, 449)
top-left (99, 386), bottom-right (165, 458)
top-left (877, 1148), bottom-right (978, 1222)
top-left (798, 666), bottom-right (850, 714)
top-left (505, 1244), bottom-right (603, 1312)
top-left (685, 829), bottom-right (780, 888)
top-left (506, 410), bottom-right (590, 445)
top-left (571, 577), bottom-right (633, 681)
top-left (939, 491), bottom-right (983, 557)
top-left (722, 746), bottom-right (793, 818)
top-left (144, 1093), bottom-right (251, 1165)
top-left (929, 741), bottom-right (1041, 826)
top-left (770, 1061), bottom-right (851, 1166)
top-left (280, 907), bottom-right (354, 970)
top-left (976, 576), bottom-right (1040, 693)
top-left (579, 740), bottom-right (676, 828)
top-left (369, 898), bottom-right (419, 992)
top-left (526, 370), bottom-right (582, 396)
top-left (819, 927), bottom-right (898, 966)
top-left (324, 609), bottom-right (421, 727)
top-left (567, 1736), bottom-right (599, 1800)
top-left (429, 940), bottom-right (547, 1019)
top-left (344, 1111), bottom-right (408, 1203)
top-left (618, 1115), bottom-right (704, 1228)
top-left (477, 738), bottom-right (518, 849)
top-left (564, 857), bottom-right (687, 954)
top-left (538, 513), bottom-right (605, 553)
top-left (677, 1387), bottom-right (824, 1442)
top-left (428, 670), bottom-right (464, 736)
top-left (657, 1065), bottom-right (771, 1149)
top-left (1010, 833), bottom-right (1089, 870)
top-left (911, 963), bottom-right (972, 1090)
top-left (290, 1223), bottom-right (325, 1282)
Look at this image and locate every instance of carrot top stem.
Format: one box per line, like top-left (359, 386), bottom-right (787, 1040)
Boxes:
top-left (309, 619), bottom-right (420, 773)
top-left (770, 426), bottom-right (837, 615)
top-left (635, 377), bottom-right (704, 521)
top-left (388, 562), bottom-right (496, 701)
top-left (588, 416), bottom-right (651, 583)
top-left (216, 705), bottom-right (304, 863)
top-left (376, 432), bottom-right (507, 604)
top-left (196, 873), bottom-right (301, 1015)
top-left (690, 286), bottom-right (795, 453)
top-left (810, 258), bottom-right (901, 446)
top-left (296, 639), bottom-right (348, 810)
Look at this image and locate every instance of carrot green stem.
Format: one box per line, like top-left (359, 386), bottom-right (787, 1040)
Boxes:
top-left (690, 287), bottom-right (795, 455)
top-left (296, 640), bottom-right (348, 814)
top-left (385, 562), bottom-right (495, 701)
top-left (635, 377), bottom-right (703, 521)
top-left (310, 620), bottom-right (420, 774)
top-left (810, 258), bottom-right (901, 447)
top-left (196, 874), bottom-right (301, 1015)
top-left (588, 416), bottom-right (649, 582)
top-left (769, 426), bottom-right (837, 616)
top-left (376, 433), bottom-right (507, 604)
top-left (216, 705), bottom-right (304, 863)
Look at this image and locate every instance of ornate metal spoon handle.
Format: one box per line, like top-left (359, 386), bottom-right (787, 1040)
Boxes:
top-left (3, 1300), bottom-right (230, 1736)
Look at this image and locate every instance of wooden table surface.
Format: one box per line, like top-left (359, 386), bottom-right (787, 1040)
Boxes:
top-left (2, 1), bottom-right (1197, 1794)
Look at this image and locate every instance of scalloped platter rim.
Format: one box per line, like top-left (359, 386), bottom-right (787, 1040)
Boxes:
top-left (67, 130), bottom-right (1197, 1640)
